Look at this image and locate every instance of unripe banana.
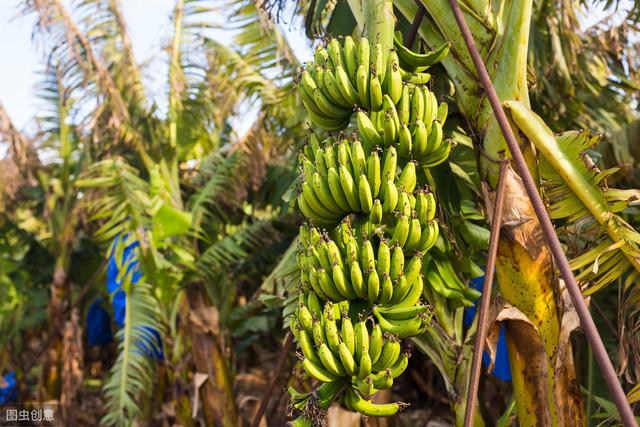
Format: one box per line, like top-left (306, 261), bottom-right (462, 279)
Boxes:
top-left (354, 319), bottom-right (369, 361)
top-left (332, 263), bottom-right (356, 299)
top-left (369, 322), bottom-right (383, 364)
top-left (366, 150), bottom-right (381, 197)
top-left (367, 268), bottom-right (380, 301)
top-left (389, 245), bottom-right (405, 281)
top-left (339, 164), bottom-right (361, 212)
top-left (369, 72), bottom-right (383, 112)
top-left (397, 161), bottom-right (417, 192)
top-left (398, 275), bottom-right (424, 308)
top-left (314, 45), bottom-right (329, 66)
top-left (410, 87), bottom-right (424, 125)
top-left (412, 119), bottom-right (428, 158)
top-left (357, 111), bottom-right (383, 149)
top-left (312, 172), bottom-right (343, 215)
top-left (383, 112), bottom-right (397, 146)
top-left (372, 369), bottom-right (393, 389)
top-left (357, 351), bottom-right (373, 381)
top-left (335, 65), bottom-right (360, 106)
top-left (324, 314), bottom-right (341, 354)
top-left (398, 124), bottom-right (412, 158)
top-left (318, 342), bottom-right (346, 376)
top-left (356, 64), bottom-right (371, 109)
top-left (318, 267), bottom-right (343, 301)
top-left (372, 336), bottom-right (401, 370)
top-left (298, 329), bottom-right (322, 365)
top-left (390, 213), bottom-right (410, 247)
top-left (351, 139), bottom-right (366, 177)
top-left (323, 68), bottom-right (352, 107)
top-left (350, 261), bottom-right (367, 299)
top-left (358, 174), bottom-right (374, 213)
top-left (381, 146), bottom-right (398, 183)
top-left (399, 84), bottom-right (411, 125)
top-left (327, 38), bottom-right (345, 69)
top-left (327, 167), bottom-right (352, 211)
top-left (377, 239), bottom-right (391, 275)
top-left (374, 308), bottom-right (425, 338)
top-left (381, 178), bottom-right (399, 213)
top-left (370, 199), bottom-right (383, 224)
top-left (338, 342), bottom-right (357, 376)
top-left (379, 272), bottom-right (394, 304)
top-left (417, 220), bottom-right (439, 252)
top-left (303, 357), bottom-right (339, 383)
top-left (387, 50), bottom-right (403, 104)
top-left (404, 217), bottom-right (422, 252)
top-left (312, 317), bottom-right (326, 346)
top-left (343, 36), bottom-right (358, 84)
top-left (341, 310), bottom-right (355, 353)
top-left (361, 240), bottom-right (376, 271)
top-left (345, 389), bottom-right (401, 417)
top-left (425, 120), bottom-right (443, 155)
top-left (371, 43), bottom-right (385, 83)
top-left (389, 352), bottom-right (410, 378)
top-left (297, 304), bottom-right (314, 333)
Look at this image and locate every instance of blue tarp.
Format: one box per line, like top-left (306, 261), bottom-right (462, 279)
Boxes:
top-left (463, 275), bottom-right (512, 381)
top-left (0, 371), bottom-right (17, 403)
top-left (105, 235), bottom-right (164, 360)
top-left (86, 298), bottom-right (113, 346)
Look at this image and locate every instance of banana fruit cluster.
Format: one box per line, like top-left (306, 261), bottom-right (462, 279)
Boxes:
top-left (291, 34), bottom-right (451, 421)
top-left (290, 296), bottom-right (427, 416)
top-left (298, 223), bottom-right (433, 318)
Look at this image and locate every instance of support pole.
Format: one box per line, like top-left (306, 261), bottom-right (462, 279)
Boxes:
top-left (463, 160), bottom-right (509, 427)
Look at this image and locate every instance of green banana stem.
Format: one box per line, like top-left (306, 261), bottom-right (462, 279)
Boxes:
top-left (363, 0), bottom-right (394, 58)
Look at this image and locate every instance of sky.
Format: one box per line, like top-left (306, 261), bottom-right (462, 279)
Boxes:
top-left (0, 0), bottom-right (313, 132)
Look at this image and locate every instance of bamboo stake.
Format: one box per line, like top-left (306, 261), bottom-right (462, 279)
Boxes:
top-left (463, 160), bottom-right (509, 427)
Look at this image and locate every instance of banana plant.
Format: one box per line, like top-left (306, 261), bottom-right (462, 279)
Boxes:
top-left (290, 0), bottom-right (640, 425)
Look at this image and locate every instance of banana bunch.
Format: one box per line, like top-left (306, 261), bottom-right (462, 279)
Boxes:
top-left (290, 296), bottom-right (424, 416)
top-left (356, 88), bottom-right (451, 167)
top-left (298, 134), bottom-right (441, 239)
top-left (291, 33), bottom-right (452, 421)
top-left (298, 222), bottom-right (436, 309)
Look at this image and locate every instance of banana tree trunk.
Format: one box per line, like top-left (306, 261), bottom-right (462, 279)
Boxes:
top-left (184, 287), bottom-right (238, 427)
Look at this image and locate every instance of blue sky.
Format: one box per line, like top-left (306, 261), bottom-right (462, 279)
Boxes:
top-left (0, 0), bottom-right (313, 132)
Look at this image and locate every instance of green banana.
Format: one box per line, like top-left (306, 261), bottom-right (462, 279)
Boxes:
top-left (327, 167), bottom-right (352, 211)
top-left (335, 65), bottom-right (360, 106)
top-left (303, 357), bottom-right (339, 383)
top-left (393, 36), bottom-right (451, 68)
top-left (339, 164), bottom-right (361, 212)
top-left (372, 336), bottom-right (400, 371)
top-left (370, 199), bottom-right (383, 224)
top-left (345, 389), bottom-right (401, 417)
top-left (318, 343), bottom-right (346, 376)
top-left (338, 342), bottom-right (357, 376)
top-left (368, 322), bottom-right (383, 364)
top-left (350, 261), bottom-right (366, 299)
top-left (356, 64), bottom-right (371, 109)
top-left (358, 174), bottom-right (374, 213)
top-left (357, 111), bottom-right (383, 149)
top-left (369, 72), bottom-right (383, 112)
top-left (343, 36), bottom-right (358, 84)
top-left (377, 240), bottom-right (391, 275)
top-left (366, 150), bottom-right (381, 197)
